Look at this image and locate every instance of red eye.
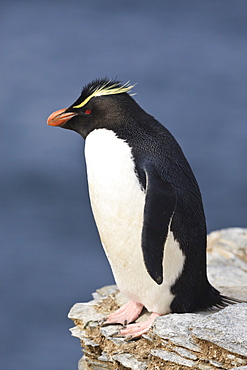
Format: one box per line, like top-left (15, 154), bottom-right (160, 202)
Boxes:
top-left (85, 109), bottom-right (91, 115)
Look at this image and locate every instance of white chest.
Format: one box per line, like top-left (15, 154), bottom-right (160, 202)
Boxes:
top-left (85, 128), bottom-right (145, 249)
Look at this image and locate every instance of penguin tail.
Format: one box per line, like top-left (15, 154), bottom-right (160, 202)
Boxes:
top-left (204, 284), bottom-right (246, 311)
top-left (170, 283), bottom-right (245, 313)
top-left (215, 294), bottom-right (246, 309)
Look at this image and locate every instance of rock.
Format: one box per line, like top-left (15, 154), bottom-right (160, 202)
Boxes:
top-left (207, 228), bottom-right (247, 300)
top-left (151, 349), bottom-right (195, 368)
top-left (68, 228), bottom-right (247, 369)
top-left (190, 304), bottom-right (247, 357)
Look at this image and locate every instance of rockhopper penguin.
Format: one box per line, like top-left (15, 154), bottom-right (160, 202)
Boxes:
top-left (47, 78), bottom-right (236, 338)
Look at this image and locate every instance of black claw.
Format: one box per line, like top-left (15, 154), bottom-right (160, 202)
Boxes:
top-left (124, 335), bottom-right (133, 341)
top-left (111, 330), bottom-right (120, 337)
top-left (99, 317), bottom-right (107, 326)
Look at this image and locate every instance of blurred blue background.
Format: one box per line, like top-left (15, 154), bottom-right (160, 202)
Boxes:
top-left (1, 0), bottom-right (246, 368)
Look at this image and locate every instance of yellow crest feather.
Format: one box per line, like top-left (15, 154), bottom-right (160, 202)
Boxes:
top-left (73, 81), bottom-right (136, 109)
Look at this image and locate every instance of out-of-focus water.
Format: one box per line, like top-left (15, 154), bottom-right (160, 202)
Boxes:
top-left (0, 1), bottom-right (246, 368)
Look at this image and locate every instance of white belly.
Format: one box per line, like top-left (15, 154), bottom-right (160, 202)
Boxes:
top-left (84, 128), bottom-right (185, 314)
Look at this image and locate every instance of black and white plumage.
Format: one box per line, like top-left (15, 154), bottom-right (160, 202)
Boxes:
top-left (47, 78), bottom-right (236, 337)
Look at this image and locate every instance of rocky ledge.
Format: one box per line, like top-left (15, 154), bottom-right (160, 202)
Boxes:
top-left (68, 228), bottom-right (247, 370)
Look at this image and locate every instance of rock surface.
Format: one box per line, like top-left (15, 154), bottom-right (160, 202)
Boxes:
top-left (68, 228), bottom-right (247, 369)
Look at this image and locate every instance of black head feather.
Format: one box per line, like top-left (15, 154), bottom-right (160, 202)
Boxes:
top-left (71, 78), bottom-right (135, 109)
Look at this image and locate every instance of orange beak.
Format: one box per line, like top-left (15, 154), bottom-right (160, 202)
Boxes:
top-left (47, 108), bottom-right (77, 127)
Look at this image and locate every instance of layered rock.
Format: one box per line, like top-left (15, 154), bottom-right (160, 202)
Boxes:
top-left (68, 228), bottom-right (247, 369)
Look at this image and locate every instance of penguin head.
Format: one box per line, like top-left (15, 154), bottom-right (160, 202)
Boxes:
top-left (47, 78), bottom-right (136, 138)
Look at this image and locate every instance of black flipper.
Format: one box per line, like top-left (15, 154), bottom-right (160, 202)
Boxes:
top-left (142, 163), bottom-right (177, 285)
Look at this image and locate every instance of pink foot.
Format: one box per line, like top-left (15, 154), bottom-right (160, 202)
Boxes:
top-left (102, 300), bottom-right (144, 326)
top-left (117, 312), bottom-right (160, 339)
